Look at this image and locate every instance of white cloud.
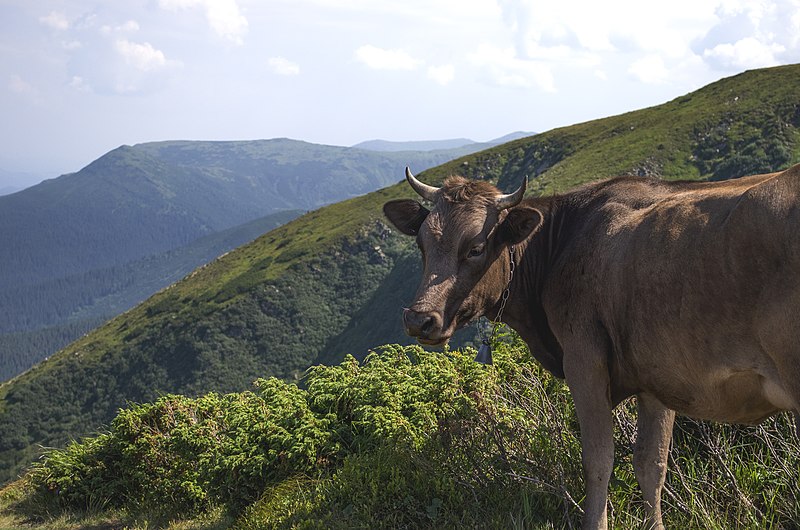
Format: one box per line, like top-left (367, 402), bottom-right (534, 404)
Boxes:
top-left (39, 11), bottom-right (70, 31)
top-left (295, 0), bottom-right (499, 23)
top-left (205, 0), bottom-right (248, 44)
top-left (159, 0), bottom-right (248, 44)
top-left (495, 0), bottom-right (720, 87)
top-left (56, 16), bottom-right (182, 97)
top-left (355, 45), bottom-right (421, 70)
top-left (703, 37), bottom-right (784, 69)
top-left (498, 0), bottom-right (718, 57)
top-left (119, 20), bottom-right (140, 32)
top-left (427, 64), bottom-right (455, 85)
top-left (628, 55), bottom-right (670, 84)
top-left (469, 43), bottom-right (555, 91)
top-left (8, 74), bottom-right (34, 95)
top-left (7, 74), bottom-right (43, 105)
top-left (114, 39), bottom-right (168, 72)
top-left (102, 20), bottom-right (140, 35)
top-left (491, 0), bottom-right (800, 86)
top-left (69, 76), bottom-right (91, 92)
top-left (268, 57), bottom-right (300, 76)
top-left (696, 0), bottom-right (800, 71)
top-left (62, 40), bottom-right (83, 51)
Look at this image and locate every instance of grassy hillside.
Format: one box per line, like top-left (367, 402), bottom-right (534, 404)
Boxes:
top-left (1, 65), bottom-right (799, 486)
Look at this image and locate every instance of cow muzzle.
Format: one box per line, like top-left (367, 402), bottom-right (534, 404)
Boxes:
top-left (403, 308), bottom-right (447, 346)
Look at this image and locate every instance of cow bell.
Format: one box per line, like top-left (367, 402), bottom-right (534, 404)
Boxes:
top-left (475, 339), bottom-right (493, 365)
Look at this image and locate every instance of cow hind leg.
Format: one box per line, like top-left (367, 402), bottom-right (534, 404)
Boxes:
top-left (633, 393), bottom-right (675, 530)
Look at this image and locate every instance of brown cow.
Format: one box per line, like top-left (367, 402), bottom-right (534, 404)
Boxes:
top-left (383, 165), bottom-right (800, 530)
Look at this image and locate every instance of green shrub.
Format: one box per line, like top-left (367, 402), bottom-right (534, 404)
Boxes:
top-left (304, 344), bottom-right (495, 453)
top-left (238, 335), bottom-right (587, 529)
top-left (28, 380), bottom-right (332, 518)
top-left (24, 432), bottom-right (125, 515)
top-left (17, 336), bottom-right (800, 529)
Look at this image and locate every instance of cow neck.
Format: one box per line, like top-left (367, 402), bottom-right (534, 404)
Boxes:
top-left (504, 198), bottom-right (561, 313)
top-left (498, 197), bottom-right (567, 378)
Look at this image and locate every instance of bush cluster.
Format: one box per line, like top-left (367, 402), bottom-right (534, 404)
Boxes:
top-left (17, 335), bottom-right (800, 528)
top-left (25, 339), bottom-right (533, 519)
top-left (30, 381), bottom-right (330, 516)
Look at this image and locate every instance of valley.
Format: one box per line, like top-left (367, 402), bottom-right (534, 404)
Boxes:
top-left (0, 137), bottom-right (502, 381)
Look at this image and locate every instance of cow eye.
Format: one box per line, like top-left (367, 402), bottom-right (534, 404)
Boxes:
top-left (467, 245), bottom-right (484, 258)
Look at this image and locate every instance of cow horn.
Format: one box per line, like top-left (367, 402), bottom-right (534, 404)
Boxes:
top-left (405, 167), bottom-right (439, 202)
top-left (495, 176), bottom-right (528, 210)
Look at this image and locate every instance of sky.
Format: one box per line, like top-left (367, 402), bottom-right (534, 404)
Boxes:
top-left (2, 0), bottom-right (800, 187)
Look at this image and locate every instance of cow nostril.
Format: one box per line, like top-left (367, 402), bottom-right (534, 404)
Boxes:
top-left (420, 315), bottom-right (435, 335)
top-left (403, 309), bottom-right (442, 338)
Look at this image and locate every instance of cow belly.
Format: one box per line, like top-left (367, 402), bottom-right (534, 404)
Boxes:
top-left (653, 369), bottom-right (791, 424)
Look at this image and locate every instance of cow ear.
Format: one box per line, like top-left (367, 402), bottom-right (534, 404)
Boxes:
top-left (383, 199), bottom-right (430, 236)
top-left (496, 205), bottom-right (544, 245)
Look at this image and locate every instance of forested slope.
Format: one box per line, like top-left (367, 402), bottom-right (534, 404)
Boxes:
top-left (0, 210), bottom-right (300, 381)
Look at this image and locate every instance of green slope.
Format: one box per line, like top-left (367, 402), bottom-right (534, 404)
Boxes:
top-left (1, 64), bottom-right (799, 483)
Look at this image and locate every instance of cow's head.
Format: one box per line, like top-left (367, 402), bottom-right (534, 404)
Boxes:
top-left (383, 168), bottom-right (543, 346)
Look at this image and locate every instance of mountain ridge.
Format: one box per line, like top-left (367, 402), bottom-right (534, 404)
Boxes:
top-left (352, 131), bottom-right (534, 152)
top-left (353, 138), bottom-right (478, 151)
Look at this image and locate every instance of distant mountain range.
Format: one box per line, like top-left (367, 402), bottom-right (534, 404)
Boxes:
top-left (0, 168), bottom-right (50, 196)
top-left (0, 134), bottom-right (535, 196)
top-left (0, 137), bottom-right (517, 381)
top-left (1, 64), bottom-right (798, 484)
top-left (352, 131), bottom-right (533, 152)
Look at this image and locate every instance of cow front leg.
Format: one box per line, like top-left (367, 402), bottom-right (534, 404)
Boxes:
top-left (633, 393), bottom-right (675, 530)
top-left (564, 353), bottom-right (614, 530)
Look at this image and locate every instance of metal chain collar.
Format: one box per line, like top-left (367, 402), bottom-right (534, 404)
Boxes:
top-left (490, 244), bottom-right (515, 340)
top-left (474, 244), bottom-right (515, 364)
